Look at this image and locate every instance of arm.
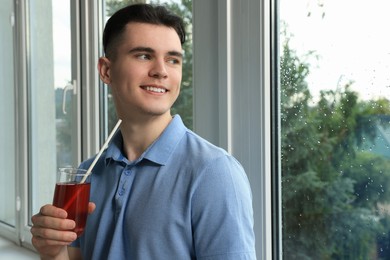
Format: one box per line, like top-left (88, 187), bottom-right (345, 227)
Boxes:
top-left (192, 156), bottom-right (256, 259)
top-left (68, 247), bottom-right (83, 260)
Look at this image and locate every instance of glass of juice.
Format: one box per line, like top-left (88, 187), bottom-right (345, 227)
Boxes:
top-left (53, 167), bottom-right (91, 237)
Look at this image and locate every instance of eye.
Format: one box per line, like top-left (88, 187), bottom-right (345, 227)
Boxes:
top-left (136, 54), bottom-right (151, 60)
top-left (167, 57), bottom-right (181, 65)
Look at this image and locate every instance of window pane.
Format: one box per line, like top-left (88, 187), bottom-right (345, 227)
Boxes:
top-left (0, 0), bottom-right (16, 227)
top-left (102, 0), bottom-right (193, 133)
top-left (28, 0), bottom-right (73, 217)
top-left (280, 1), bottom-right (390, 259)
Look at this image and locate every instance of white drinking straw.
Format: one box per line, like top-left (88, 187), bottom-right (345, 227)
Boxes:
top-left (80, 119), bottom-right (122, 183)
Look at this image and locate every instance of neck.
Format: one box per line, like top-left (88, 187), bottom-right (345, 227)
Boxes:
top-left (119, 113), bottom-right (173, 161)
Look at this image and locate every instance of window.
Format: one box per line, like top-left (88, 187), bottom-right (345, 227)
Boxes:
top-left (0, 0), bottom-right (16, 230)
top-left (28, 0), bottom-right (80, 222)
top-left (280, 0), bottom-right (390, 258)
top-left (192, 1), bottom-right (272, 259)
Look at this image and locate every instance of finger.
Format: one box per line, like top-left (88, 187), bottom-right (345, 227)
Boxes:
top-left (31, 213), bottom-right (75, 231)
top-left (88, 202), bottom-right (96, 214)
top-left (38, 204), bottom-right (68, 219)
top-left (31, 226), bottom-right (77, 242)
top-left (31, 236), bottom-right (72, 251)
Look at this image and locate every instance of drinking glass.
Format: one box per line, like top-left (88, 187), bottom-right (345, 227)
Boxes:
top-left (52, 167), bottom-right (91, 237)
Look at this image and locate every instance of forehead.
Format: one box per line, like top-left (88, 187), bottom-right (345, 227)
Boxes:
top-left (121, 22), bottom-right (182, 51)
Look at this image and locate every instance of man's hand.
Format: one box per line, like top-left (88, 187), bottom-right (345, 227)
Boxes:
top-left (30, 203), bottom-right (95, 259)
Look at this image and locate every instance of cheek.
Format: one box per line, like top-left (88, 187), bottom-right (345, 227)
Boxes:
top-left (111, 66), bottom-right (140, 86)
top-left (171, 69), bottom-right (182, 86)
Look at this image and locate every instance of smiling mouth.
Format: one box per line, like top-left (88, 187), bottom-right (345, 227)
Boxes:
top-left (142, 86), bottom-right (167, 93)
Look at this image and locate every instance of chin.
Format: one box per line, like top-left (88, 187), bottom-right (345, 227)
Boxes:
top-left (143, 108), bottom-right (171, 117)
top-left (143, 104), bottom-right (172, 115)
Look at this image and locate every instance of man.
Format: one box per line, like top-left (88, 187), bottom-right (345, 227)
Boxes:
top-left (31, 4), bottom-right (255, 259)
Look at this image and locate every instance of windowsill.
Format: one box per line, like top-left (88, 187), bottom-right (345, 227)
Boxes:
top-left (0, 236), bottom-right (39, 259)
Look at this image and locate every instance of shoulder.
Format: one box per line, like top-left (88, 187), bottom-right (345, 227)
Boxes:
top-left (182, 129), bottom-right (231, 161)
top-left (181, 130), bottom-right (246, 178)
top-left (181, 130), bottom-right (251, 199)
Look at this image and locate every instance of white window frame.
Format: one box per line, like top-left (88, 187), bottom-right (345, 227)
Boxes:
top-left (193, 1), bottom-right (275, 259)
top-left (14, 0), bottom-right (102, 251)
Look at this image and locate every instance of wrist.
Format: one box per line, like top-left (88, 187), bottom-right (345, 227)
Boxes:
top-left (40, 246), bottom-right (69, 260)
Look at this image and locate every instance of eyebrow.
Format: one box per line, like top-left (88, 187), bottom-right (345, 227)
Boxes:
top-left (129, 46), bottom-right (183, 58)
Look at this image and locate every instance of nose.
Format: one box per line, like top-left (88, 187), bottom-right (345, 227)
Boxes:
top-left (149, 59), bottom-right (168, 79)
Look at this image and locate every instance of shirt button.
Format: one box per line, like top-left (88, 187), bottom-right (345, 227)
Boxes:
top-left (124, 170), bottom-right (131, 176)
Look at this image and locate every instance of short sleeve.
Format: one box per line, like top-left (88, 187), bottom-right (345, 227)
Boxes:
top-left (191, 155), bottom-right (256, 259)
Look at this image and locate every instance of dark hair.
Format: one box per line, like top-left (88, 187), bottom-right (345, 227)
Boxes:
top-left (103, 4), bottom-right (186, 58)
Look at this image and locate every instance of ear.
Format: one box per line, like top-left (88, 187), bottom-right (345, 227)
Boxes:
top-left (98, 57), bottom-right (112, 84)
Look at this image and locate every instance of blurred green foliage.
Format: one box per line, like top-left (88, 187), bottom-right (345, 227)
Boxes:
top-left (281, 29), bottom-right (390, 259)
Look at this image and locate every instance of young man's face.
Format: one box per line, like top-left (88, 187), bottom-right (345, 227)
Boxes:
top-left (99, 22), bottom-right (183, 121)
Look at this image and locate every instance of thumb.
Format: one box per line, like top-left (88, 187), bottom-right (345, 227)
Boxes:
top-left (88, 202), bottom-right (96, 214)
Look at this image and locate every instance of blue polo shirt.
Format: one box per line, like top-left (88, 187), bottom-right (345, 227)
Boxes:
top-left (73, 115), bottom-right (256, 259)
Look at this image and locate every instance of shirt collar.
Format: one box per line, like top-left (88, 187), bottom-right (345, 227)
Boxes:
top-left (105, 115), bottom-right (187, 166)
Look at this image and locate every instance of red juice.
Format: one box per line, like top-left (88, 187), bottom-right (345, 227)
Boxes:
top-left (53, 182), bottom-right (91, 237)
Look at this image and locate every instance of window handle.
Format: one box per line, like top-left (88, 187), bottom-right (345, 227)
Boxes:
top-left (62, 80), bottom-right (77, 114)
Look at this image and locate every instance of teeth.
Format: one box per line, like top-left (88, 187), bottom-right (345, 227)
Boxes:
top-left (145, 86), bottom-right (166, 93)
